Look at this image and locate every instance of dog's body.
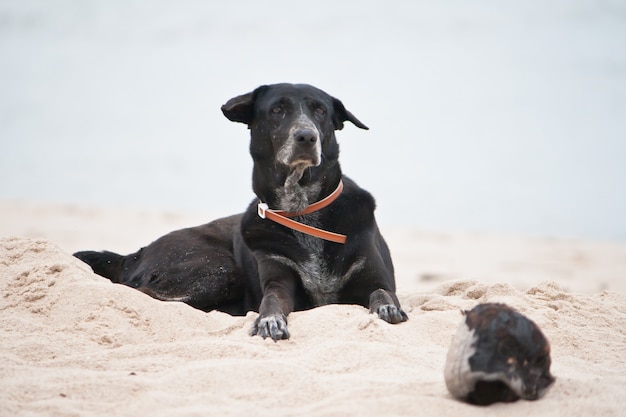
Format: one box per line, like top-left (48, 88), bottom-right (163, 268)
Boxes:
top-left (75, 214), bottom-right (246, 315)
top-left (75, 83), bottom-right (407, 340)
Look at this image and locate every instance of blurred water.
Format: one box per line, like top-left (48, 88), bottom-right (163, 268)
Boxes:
top-left (1, 0), bottom-right (625, 240)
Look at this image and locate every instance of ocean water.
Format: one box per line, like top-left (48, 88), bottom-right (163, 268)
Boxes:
top-left (1, 0), bottom-right (625, 240)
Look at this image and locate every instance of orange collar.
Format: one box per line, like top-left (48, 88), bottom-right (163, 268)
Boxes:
top-left (257, 180), bottom-right (346, 244)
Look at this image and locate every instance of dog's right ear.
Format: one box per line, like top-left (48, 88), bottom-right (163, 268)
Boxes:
top-left (221, 92), bottom-right (253, 125)
top-left (221, 86), bottom-right (268, 126)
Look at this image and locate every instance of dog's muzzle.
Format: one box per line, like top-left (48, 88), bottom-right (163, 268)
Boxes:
top-left (277, 116), bottom-right (322, 167)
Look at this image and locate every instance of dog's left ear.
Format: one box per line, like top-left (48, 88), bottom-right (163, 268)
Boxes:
top-left (332, 98), bottom-right (369, 131)
top-left (221, 86), bottom-right (269, 126)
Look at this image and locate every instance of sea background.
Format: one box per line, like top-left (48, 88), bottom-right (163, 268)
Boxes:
top-left (1, 0), bottom-right (625, 241)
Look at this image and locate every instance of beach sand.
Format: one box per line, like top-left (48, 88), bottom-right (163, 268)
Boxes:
top-left (1, 200), bottom-right (625, 416)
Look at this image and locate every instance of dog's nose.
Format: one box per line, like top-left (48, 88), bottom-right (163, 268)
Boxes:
top-left (295, 129), bottom-right (318, 146)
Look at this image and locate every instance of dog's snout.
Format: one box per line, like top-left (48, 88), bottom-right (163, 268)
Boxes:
top-left (295, 128), bottom-right (318, 145)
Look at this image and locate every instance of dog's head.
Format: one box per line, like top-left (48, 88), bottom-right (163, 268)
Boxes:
top-left (222, 84), bottom-right (368, 211)
top-left (222, 83), bottom-right (368, 171)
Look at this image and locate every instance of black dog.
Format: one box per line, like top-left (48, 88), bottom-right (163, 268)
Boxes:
top-left (75, 83), bottom-right (407, 340)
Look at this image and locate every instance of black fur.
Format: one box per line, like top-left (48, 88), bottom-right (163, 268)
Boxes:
top-left (75, 215), bottom-right (245, 315)
top-left (74, 83), bottom-right (407, 340)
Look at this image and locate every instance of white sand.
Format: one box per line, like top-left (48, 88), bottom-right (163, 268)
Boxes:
top-left (1, 201), bottom-right (625, 416)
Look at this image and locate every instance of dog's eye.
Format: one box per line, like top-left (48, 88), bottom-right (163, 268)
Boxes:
top-left (271, 106), bottom-right (283, 115)
top-left (314, 106), bottom-right (326, 117)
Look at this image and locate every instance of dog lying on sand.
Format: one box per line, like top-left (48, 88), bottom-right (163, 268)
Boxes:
top-left (75, 83), bottom-right (408, 340)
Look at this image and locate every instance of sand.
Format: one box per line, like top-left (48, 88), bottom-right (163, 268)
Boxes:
top-left (1, 200), bottom-right (626, 417)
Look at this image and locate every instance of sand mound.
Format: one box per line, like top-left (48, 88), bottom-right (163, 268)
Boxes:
top-left (1, 236), bottom-right (625, 416)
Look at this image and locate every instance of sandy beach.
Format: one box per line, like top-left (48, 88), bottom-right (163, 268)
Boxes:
top-left (2, 0), bottom-right (626, 415)
top-left (1, 200), bottom-right (625, 417)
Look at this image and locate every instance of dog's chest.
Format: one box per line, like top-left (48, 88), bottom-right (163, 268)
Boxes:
top-left (291, 214), bottom-right (364, 306)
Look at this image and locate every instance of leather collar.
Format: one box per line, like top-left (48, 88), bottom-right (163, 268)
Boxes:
top-left (257, 180), bottom-right (346, 244)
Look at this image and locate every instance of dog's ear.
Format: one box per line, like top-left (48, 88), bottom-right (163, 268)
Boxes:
top-left (221, 86), bottom-right (269, 125)
top-left (221, 91), bottom-right (255, 125)
top-left (332, 98), bottom-right (369, 131)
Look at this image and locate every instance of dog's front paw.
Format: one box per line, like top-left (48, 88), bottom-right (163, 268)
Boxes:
top-left (375, 304), bottom-right (408, 324)
top-left (251, 314), bottom-right (290, 341)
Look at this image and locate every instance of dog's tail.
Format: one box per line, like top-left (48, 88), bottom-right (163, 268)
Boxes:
top-left (73, 250), bottom-right (124, 283)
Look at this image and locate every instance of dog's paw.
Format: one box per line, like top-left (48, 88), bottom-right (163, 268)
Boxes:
top-left (375, 304), bottom-right (408, 324)
top-left (251, 314), bottom-right (290, 341)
